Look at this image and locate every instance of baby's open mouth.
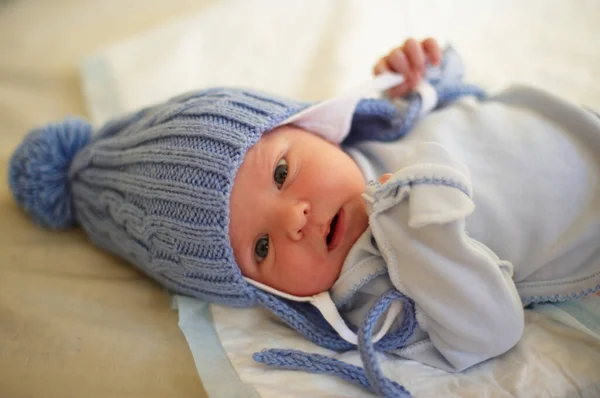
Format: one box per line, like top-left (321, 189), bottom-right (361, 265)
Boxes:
top-left (326, 208), bottom-right (345, 251)
top-left (326, 213), bottom-right (339, 246)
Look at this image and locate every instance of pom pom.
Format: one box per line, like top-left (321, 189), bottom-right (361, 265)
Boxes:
top-left (9, 118), bottom-right (92, 229)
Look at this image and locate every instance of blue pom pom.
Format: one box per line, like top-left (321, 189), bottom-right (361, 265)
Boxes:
top-left (9, 118), bottom-right (92, 229)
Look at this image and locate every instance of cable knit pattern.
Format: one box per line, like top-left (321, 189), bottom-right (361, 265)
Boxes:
top-left (10, 88), bottom-right (309, 308)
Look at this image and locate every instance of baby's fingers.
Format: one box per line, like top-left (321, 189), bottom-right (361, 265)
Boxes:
top-left (373, 50), bottom-right (416, 97)
top-left (386, 48), bottom-right (411, 77)
top-left (373, 37), bottom-right (442, 98)
top-left (374, 47), bottom-right (416, 80)
top-left (373, 58), bottom-right (389, 75)
top-left (422, 37), bottom-right (441, 65)
top-left (403, 38), bottom-right (426, 77)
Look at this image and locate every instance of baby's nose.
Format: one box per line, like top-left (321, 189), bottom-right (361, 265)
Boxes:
top-left (279, 200), bottom-right (309, 240)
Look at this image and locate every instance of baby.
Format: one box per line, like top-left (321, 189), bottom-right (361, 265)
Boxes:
top-left (9, 38), bottom-right (600, 397)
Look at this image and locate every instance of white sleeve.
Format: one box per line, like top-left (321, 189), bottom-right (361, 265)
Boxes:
top-left (363, 142), bottom-right (524, 372)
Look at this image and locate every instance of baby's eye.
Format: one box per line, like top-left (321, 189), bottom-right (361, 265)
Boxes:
top-left (254, 235), bottom-right (269, 262)
top-left (274, 158), bottom-right (288, 189)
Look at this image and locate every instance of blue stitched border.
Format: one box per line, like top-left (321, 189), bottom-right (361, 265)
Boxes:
top-left (370, 177), bottom-right (471, 203)
top-left (336, 267), bottom-right (389, 309)
top-left (522, 284), bottom-right (600, 305)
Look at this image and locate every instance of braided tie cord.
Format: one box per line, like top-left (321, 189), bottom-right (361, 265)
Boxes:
top-left (254, 290), bottom-right (417, 397)
top-left (253, 349), bottom-right (373, 389)
top-left (358, 290), bottom-right (416, 397)
top-left (259, 291), bottom-right (355, 351)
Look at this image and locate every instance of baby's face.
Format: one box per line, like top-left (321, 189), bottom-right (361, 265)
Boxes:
top-left (229, 125), bottom-right (368, 296)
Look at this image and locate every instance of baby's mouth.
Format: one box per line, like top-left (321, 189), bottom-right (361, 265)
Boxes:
top-left (326, 208), bottom-right (345, 251)
top-left (326, 215), bottom-right (339, 246)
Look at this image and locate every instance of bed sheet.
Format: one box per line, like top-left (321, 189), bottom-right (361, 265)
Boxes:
top-left (78, 0), bottom-right (600, 397)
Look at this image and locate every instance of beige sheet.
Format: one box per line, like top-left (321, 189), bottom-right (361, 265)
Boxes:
top-left (0, 1), bottom-right (219, 396)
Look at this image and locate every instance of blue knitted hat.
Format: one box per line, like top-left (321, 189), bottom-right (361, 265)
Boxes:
top-left (9, 88), bottom-right (309, 307)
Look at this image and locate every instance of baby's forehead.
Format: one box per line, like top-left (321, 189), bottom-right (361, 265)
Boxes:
top-left (245, 124), bottom-right (303, 154)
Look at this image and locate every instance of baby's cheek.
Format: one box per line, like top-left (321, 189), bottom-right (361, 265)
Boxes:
top-left (281, 251), bottom-right (338, 295)
top-left (303, 257), bottom-right (340, 292)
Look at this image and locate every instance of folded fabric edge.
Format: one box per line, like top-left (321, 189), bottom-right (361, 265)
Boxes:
top-left (79, 54), bottom-right (124, 126)
top-left (175, 295), bottom-right (262, 398)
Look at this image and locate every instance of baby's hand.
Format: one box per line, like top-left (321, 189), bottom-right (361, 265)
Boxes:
top-left (373, 38), bottom-right (441, 98)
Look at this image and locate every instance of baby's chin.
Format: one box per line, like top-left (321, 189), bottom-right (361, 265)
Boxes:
top-left (284, 281), bottom-right (337, 297)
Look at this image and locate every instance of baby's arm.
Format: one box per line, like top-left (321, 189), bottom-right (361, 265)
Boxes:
top-left (365, 143), bottom-right (524, 372)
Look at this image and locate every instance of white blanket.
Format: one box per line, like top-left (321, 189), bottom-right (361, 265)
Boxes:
top-left (81, 0), bottom-right (600, 396)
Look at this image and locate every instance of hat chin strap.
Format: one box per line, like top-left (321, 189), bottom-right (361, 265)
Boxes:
top-left (244, 277), bottom-right (402, 345)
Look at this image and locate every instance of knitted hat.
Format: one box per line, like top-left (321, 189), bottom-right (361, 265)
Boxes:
top-left (9, 88), bottom-right (309, 307)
